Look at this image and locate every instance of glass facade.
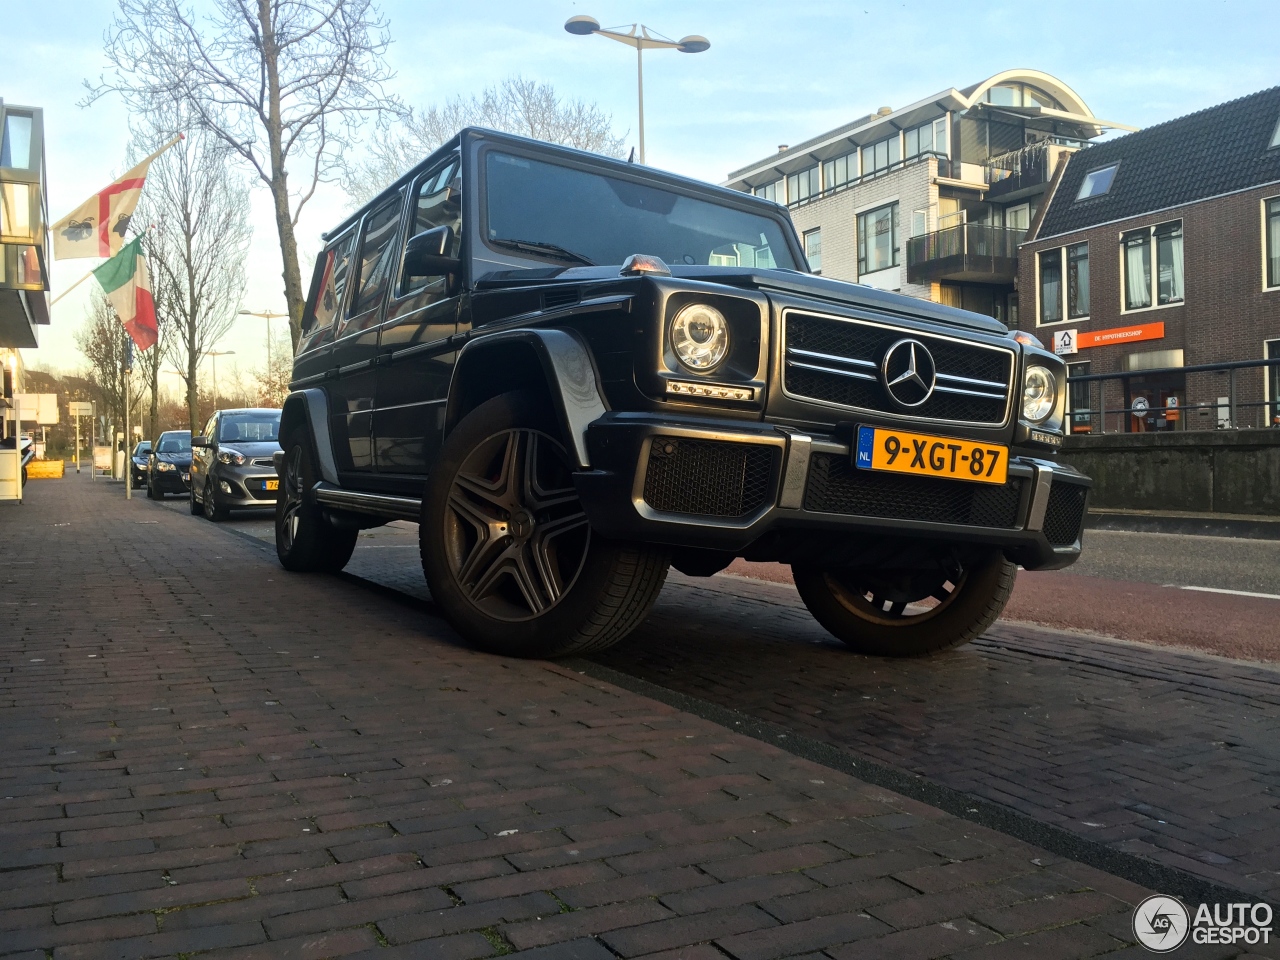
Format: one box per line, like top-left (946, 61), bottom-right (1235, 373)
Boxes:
top-left (858, 202), bottom-right (898, 275)
top-left (860, 136), bottom-right (901, 177)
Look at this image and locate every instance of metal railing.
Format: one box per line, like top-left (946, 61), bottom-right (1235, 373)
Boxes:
top-left (907, 223), bottom-right (1027, 265)
top-left (1066, 357), bottom-right (1280, 433)
top-left (786, 152), bottom-right (958, 210)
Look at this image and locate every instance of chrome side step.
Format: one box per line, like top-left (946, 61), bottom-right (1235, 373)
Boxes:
top-left (312, 482), bottom-right (421, 522)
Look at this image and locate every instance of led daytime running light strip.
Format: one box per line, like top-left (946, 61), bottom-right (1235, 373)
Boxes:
top-left (665, 380), bottom-right (755, 402)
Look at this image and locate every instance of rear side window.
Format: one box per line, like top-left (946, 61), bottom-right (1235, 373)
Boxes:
top-left (350, 195), bottom-right (404, 319)
top-left (306, 231), bottom-right (356, 333)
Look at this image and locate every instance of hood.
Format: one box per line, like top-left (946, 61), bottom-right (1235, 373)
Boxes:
top-left (477, 264), bottom-right (1008, 335)
top-left (219, 440), bottom-right (280, 458)
top-left (155, 451), bottom-right (192, 464)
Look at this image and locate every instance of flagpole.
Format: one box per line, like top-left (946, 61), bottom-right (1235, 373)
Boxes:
top-left (50, 267), bottom-right (97, 306)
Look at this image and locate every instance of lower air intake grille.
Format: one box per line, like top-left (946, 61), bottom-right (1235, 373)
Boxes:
top-left (805, 453), bottom-right (1024, 528)
top-left (643, 438), bottom-right (777, 519)
top-left (1042, 481), bottom-right (1088, 546)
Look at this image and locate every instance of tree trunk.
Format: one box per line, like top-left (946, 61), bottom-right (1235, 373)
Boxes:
top-left (258, 0), bottom-right (306, 351)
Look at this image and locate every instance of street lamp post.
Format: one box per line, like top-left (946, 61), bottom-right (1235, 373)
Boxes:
top-left (238, 309), bottom-right (288, 376)
top-left (564, 17), bottom-right (709, 165)
top-left (207, 351), bottom-right (235, 413)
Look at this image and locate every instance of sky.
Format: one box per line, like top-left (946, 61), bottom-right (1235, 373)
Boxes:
top-left (4, 0), bottom-right (1279, 383)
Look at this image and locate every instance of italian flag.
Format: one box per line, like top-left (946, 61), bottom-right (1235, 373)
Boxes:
top-left (92, 235), bottom-right (158, 351)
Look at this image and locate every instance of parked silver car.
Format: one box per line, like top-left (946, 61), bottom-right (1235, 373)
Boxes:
top-left (190, 408), bottom-right (282, 521)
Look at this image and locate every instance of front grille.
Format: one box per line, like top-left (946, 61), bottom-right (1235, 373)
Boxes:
top-left (805, 453), bottom-right (1024, 528)
top-left (643, 437), bottom-right (777, 519)
top-left (784, 311), bottom-right (1014, 425)
top-left (1042, 481), bottom-right (1088, 546)
top-left (251, 458), bottom-right (274, 467)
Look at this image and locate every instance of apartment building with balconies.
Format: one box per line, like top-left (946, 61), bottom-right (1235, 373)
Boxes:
top-left (723, 69), bottom-right (1133, 326)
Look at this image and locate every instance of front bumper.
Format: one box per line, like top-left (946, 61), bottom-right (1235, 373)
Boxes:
top-left (215, 465), bottom-right (280, 508)
top-left (573, 412), bottom-right (1089, 571)
top-left (151, 467), bottom-right (191, 492)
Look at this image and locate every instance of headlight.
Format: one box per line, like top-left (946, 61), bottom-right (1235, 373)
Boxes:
top-left (156, 461), bottom-right (176, 472)
top-left (217, 450), bottom-right (246, 466)
top-left (670, 303), bottom-right (729, 372)
top-left (1022, 365), bottom-right (1057, 422)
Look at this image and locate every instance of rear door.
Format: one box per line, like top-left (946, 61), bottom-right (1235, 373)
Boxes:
top-left (372, 159), bottom-right (462, 477)
top-left (294, 229), bottom-right (357, 387)
top-left (328, 192), bottom-right (405, 477)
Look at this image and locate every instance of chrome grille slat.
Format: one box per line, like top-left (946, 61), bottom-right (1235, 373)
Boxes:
top-left (782, 310), bottom-right (1015, 426)
top-left (786, 359), bottom-right (877, 382)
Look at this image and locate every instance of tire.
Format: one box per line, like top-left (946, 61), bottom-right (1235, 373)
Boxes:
top-left (146, 477), bottom-right (157, 499)
top-left (420, 390), bottom-right (669, 659)
top-left (189, 486), bottom-right (201, 515)
top-left (203, 478), bottom-right (229, 522)
top-left (793, 549), bottom-right (1017, 657)
top-left (275, 437), bottom-right (358, 573)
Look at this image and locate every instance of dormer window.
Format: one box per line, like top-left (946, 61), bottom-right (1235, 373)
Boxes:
top-left (1076, 163), bottom-right (1119, 200)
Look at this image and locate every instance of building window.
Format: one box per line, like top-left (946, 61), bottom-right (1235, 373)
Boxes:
top-left (1067, 361), bottom-right (1092, 433)
top-left (1038, 249), bottom-right (1062, 324)
top-left (786, 167), bottom-right (819, 205)
top-left (753, 180), bottom-right (781, 203)
top-left (1123, 220), bottom-right (1183, 310)
top-left (1076, 163), bottom-right (1118, 200)
top-left (1266, 198), bottom-right (1280, 288)
top-left (821, 153), bottom-right (855, 191)
top-left (1270, 117), bottom-right (1280, 150)
top-left (804, 228), bottom-right (821, 274)
top-left (905, 118), bottom-right (947, 159)
top-left (860, 136), bottom-right (901, 177)
top-left (983, 82), bottom-right (1062, 110)
top-left (1067, 242), bottom-right (1089, 318)
top-left (858, 202), bottom-right (898, 275)
top-left (1036, 242), bottom-right (1089, 325)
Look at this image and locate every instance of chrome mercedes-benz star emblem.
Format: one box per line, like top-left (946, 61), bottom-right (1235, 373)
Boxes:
top-left (881, 339), bottom-right (937, 408)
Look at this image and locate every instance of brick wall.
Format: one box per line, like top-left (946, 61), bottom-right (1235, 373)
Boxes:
top-left (788, 161), bottom-right (936, 300)
top-left (1019, 183), bottom-right (1280, 428)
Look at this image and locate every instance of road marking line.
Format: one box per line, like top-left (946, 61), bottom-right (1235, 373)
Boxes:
top-left (1174, 585), bottom-right (1280, 601)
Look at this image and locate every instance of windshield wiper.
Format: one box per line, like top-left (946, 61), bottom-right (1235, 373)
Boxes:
top-left (488, 238), bottom-right (595, 266)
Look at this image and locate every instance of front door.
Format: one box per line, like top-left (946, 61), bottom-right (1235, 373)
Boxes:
top-left (373, 160), bottom-right (462, 478)
top-left (329, 192), bottom-right (404, 477)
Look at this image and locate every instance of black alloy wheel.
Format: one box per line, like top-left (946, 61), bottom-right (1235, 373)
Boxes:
top-left (274, 439), bottom-right (357, 573)
top-left (443, 425), bottom-right (590, 621)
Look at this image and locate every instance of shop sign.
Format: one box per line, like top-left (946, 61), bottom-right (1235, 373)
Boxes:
top-left (1052, 329), bottom-right (1078, 355)
top-left (1077, 321), bottom-right (1165, 349)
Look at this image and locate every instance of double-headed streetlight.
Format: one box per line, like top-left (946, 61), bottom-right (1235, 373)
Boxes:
top-left (564, 17), bottom-right (709, 165)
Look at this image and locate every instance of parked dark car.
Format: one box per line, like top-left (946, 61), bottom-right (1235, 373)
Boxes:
top-left (274, 128), bottom-right (1089, 660)
top-left (146, 430), bottom-right (192, 499)
top-left (129, 440), bottom-right (151, 488)
top-left (190, 409), bottom-right (281, 521)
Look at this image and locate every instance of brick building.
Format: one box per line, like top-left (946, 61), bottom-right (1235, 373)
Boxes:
top-left (1018, 86), bottom-right (1280, 432)
top-left (722, 69), bottom-right (1134, 324)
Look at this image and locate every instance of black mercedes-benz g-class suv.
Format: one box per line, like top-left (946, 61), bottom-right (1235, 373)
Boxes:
top-left (276, 128), bottom-right (1088, 659)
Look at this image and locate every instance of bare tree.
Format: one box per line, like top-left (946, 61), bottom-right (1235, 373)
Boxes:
top-left (76, 294), bottom-right (147, 456)
top-left (131, 112), bottom-right (251, 435)
top-left (254, 327), bottom-right (293, 407)
top-left (344, 76), bottom-right (627, 205)
top-left (88, 0), bottom-right (401, 348)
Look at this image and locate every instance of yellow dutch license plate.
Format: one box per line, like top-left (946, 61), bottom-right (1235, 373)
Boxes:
top-left (264, 479), bottom-right (279, 492)
top-left (855, 426), bottom-right (1008, 485)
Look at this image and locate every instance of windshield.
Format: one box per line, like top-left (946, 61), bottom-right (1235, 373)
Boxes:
top-left (133, 442), bottom-right (150, 456)
top-left (218, 413), bottom-right (280, 444)
top-left (157, 433), bottom-right (191, 454)
top-left (483, 151), bottom-right (798, 271)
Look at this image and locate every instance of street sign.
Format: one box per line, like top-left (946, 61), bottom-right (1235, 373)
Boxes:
top-left (1053, 329), bottom-right (1078, 356)
top-left (1131, 396), bottom-right (1150, 415)
top-left (68, 401), bottom-right (93, 417)
top-left (12, 393), bottom-right (59, 424)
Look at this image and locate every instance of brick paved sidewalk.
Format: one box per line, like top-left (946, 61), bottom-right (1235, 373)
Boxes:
top-left (0, 477), bottom-right (1264, 960)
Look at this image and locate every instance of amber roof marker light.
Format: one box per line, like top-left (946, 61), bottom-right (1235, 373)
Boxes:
top-left (563, 16), bottom-right (709, 166)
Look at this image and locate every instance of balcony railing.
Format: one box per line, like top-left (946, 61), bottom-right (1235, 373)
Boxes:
top-left (906, 223), bottom-right (1026, 284)
top-left (984, 139), bottom-right (1088, 200)
top-left (786, 152), bottom-right (959, 210)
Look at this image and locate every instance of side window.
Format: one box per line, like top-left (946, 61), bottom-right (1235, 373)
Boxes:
top-left (399, 162), bottom-right (461, 298)
top-left (306, 231), bottom-right (355, 333)
top-left (203, 416), bottom-right (217, 441)
top-left (349, 194), bottom-right (404, 320)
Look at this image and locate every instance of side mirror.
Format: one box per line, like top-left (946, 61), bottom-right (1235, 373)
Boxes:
top-left (192, 436), bottom-right (211, 448)
top-left (404, 225), bottom-right (460, 279)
